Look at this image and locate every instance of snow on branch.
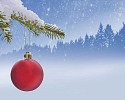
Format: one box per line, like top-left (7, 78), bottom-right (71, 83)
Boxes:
top-left (0, 0), bottom-right (65, 43)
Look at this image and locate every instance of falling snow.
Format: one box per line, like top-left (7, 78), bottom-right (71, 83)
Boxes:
top-left (47, 8), bottom-right (50, 12)
top-left (0, 0), bottom-right (125, 54)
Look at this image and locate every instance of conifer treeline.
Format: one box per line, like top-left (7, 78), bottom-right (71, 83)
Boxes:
top-left (54, 23), bottom-right (125, 52)
top-left (2, 23), bottom-right (125, 60)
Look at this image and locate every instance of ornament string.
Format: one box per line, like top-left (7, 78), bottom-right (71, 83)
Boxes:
top-left (24, 26), bottom-right (31, 51)
top-left (24, 26), bottom-right (27, 51)
top-left (28, 29), bottom-right (31, 51)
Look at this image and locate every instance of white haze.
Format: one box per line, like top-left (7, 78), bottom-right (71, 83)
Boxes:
top-left (0, 59), bottom-right (125, 100)
top-left (0, 0), bottom-right (44, 25)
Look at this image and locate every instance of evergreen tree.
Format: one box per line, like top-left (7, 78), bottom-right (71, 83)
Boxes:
top-left (95, 23), bottom-right (106, 49)
top-left (104, 24), bottom-right (114, 48)
top-left (77, 37), bottom-right (84, 49)
top-left (69, 40), bottom-right (75, 50)
top-left (118, 22), bottom-right (125, 49)
top-left (89, 35), bottom-right (95, 49)
top-left (113, 32), bottom-right (121, 49)
top-left (84, 34), bottom-right (90, 49)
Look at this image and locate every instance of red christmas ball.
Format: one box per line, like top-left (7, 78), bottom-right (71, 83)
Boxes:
top-left (11, 58), bottom-right (44, 91)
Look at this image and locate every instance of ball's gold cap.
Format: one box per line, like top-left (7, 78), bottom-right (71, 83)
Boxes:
top-left (24, 51), bottom-right (32, 59)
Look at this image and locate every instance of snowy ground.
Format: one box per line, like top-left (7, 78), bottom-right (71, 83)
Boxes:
top-left (0, 59), bottom-right (125, 100)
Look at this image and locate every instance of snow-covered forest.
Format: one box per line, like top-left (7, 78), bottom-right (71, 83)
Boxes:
top-left (1, 23), bottom-right (125, 61)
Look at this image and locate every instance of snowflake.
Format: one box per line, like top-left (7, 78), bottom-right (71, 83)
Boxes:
top-left (64, 53), bottom-right (67, 57)
top-left (89, 9), bottom-right (92, 12)
top-left (118, 13), bottom-right (122, 17)
top-left (91, 20), bottom-right (94, 24)
top-left (47, 8), bottom-right (50, 12)
top-left (90, 3), bottom-right (93, 7)
top-left (56, 11), bottom-right (59, 14)
top-left (82, 13), bottom-right (85, 17)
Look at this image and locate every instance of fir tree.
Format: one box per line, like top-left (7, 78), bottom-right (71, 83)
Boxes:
top-left (113, 32), bottom-right (121, 49)
top-left (77, 37), bottom-right (84, 49)
top-left (95, 23), bottom-right (106, 49)
top-left (84, 34), bottom-right (90, 49)
top-left (89, 35), bottom-right (95, 49)
top-left (118, 22), bottom-right (125, 49)
top-left (104, 24), bottom-right (114, 48)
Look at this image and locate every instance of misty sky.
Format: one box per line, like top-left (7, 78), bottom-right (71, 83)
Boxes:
top-left (21, 0), bottom-right (125, 40)
top-left (0, 59), bottom-right (125, 100)
top-left (1, 1), bottom-right (125, 100)
top-left (0, 0), bottom-right (125, 54)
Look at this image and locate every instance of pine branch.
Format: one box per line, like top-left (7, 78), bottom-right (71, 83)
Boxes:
top-left (0, 11), bottom-right (12, 43)
top-left (11, 12), bottom-right (65, 39)
top-left (0, 11), bottom-right (65, 43)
